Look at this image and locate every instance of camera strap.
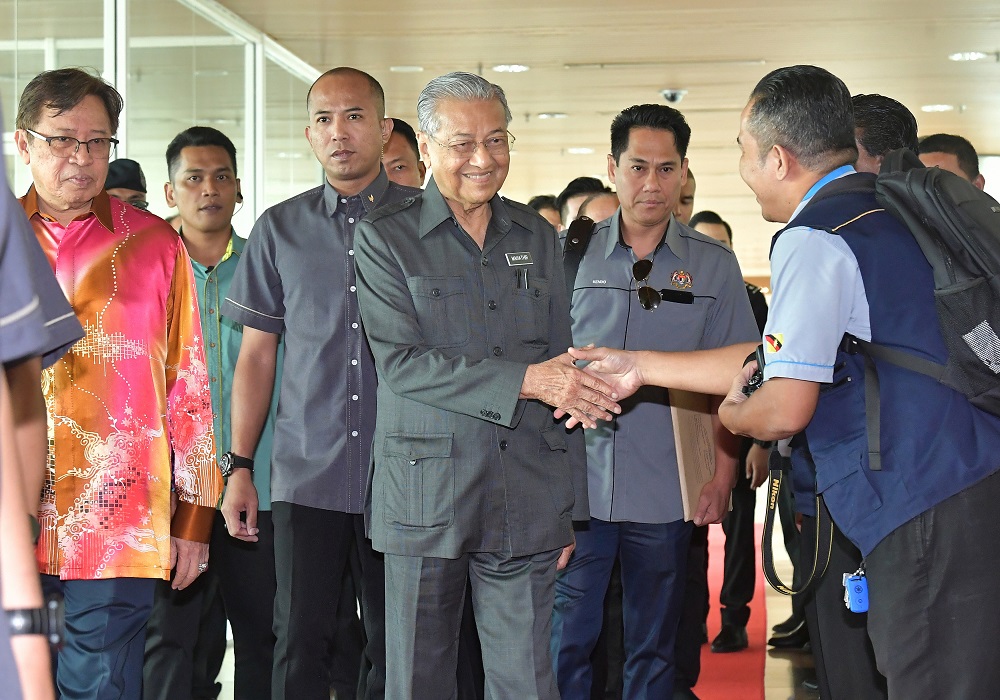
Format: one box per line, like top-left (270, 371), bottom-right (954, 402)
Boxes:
top-left (761, 448), bottom-right (834, 596)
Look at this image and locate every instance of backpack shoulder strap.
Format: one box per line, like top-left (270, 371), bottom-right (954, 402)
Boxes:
top-left (562, 216), bottom-right (595, 298)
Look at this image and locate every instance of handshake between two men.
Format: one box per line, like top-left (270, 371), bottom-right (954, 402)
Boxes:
top-left (543, 342), bottom-right (763, 434)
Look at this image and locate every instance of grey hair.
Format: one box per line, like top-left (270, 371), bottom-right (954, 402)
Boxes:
top-left (416, 71), bottom-right (513, 136)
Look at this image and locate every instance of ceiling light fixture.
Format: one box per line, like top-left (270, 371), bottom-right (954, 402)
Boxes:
top-left (389, 65), bottom-right (424, 73)
top-left (537, 112), bottom-right (568, 119)
top-left (921, 104), bottom-right (955, 113)
top-left (492, 64), bottom-right (529, 73)
top-left (948, 51), bottom-right (992, 62)
top-left (566, 147), bottom-right (594, 155)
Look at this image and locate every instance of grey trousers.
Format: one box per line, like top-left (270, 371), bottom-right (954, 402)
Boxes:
top-left (384, 548), bottom-right (561, 700)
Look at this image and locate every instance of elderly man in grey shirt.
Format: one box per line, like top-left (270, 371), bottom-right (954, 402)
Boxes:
top-left (355, 71), bottom-right (620, 700)
top-left (221, 67), bottom-right (419, 700)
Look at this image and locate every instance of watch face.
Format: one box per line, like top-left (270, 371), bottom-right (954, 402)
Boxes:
top-left (219, 452), bottom-right (233, 477)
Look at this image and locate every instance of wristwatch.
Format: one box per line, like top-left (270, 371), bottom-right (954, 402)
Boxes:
top-left (6, 594), bottom-right (63, 646)
top-left (219, 451), bottom-right (254, 478)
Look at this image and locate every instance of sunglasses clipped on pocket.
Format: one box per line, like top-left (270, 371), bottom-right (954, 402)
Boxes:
top-left (632, 259), bottom-right (694, 310)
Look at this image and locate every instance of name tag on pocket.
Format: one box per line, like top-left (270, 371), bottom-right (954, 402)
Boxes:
top-left (505, 252), bottom-right (533, 266)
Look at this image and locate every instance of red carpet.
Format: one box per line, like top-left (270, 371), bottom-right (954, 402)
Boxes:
top-left (692, 523), bottom-right (767, 700)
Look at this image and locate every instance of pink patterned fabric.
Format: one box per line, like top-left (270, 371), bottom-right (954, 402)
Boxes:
top-left (22, 188), bottom-right (222, 581)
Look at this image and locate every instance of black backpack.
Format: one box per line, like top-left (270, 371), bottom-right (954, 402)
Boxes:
top-left (862, 149), bottom-right (1000, 416)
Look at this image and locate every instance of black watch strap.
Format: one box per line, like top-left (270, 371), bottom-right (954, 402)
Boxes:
top-left (228, 453), bottom-right (254, 470)
top-left (6, 595), bottom-right (63, 645)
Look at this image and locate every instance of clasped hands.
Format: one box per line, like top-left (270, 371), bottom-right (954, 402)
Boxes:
top-left (524, 345), bottom-right (647, 429)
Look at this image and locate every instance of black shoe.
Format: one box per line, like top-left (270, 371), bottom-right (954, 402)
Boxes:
top-left (710, 624), bottom-right (748, 653)
top-left (771, 612), bottom-right (804, 635)
top-left (767, 620), bottom-right (809, 650)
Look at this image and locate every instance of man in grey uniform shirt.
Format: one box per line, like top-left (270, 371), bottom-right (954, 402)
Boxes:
top-left (355, 71), bottom-right (620, 700)
top-left (550, 104), bottom-right (758, 699)
top-left (221, 67), bottom-right (418, 700)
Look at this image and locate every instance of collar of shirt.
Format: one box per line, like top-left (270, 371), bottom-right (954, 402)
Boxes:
top-left (321, 166), bottom-right (391, 217)
top-left (22, 185), bottom-right (114, 233)
top-left (417, 175), bottom-right (512, 239)
top-left (185, 230), bottom-right (241, 274)
top-left (789, 164), bottom-right (856, 220)
top-left (606, 212), bottom-right (690, 262)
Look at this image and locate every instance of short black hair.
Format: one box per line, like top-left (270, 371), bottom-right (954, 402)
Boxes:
top-left (747, 65), bottom-right (857, 171)
top-left (556, 176), bottom-right (609, 222)
top-left (390, 117), bottom-right (420, 160)
top-left (527, 194), bottom-right (558, 213)
top-left (166, 126), bottom-right (238, 182)
top-left (17, 67), bottom-right (123, 134)
top-left (688, 210), bottom-right (732, 243)
top-left (852, 94), bottom-right (918, 157)
top-left (307, 67), bottom-right (386, 117)
top-left (919, 133), bottom-right (981, 180)
top-left (610, 104), bottom-right (691, 163)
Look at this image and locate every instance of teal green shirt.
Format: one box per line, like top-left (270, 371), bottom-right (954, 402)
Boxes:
top-left (189, 232), bottom-right (282, 509)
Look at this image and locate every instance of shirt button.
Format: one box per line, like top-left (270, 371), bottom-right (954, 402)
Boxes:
top-left (493, 346), bottom-right (502, 356)
top-left (431, 288), bottom-right (440, 297)
top-left (352, 431), bottom-right (359, 437)
top-left (351, 359), bottom-right (358, 365)
top-left (352, 322), bottom-right (359, 329)
top-left (350, 285), bottom-right (357, 292)
top-left (488, 300), bottom-right (497, 310)
top-left (534, 289), bottom-right (541, 297)
top-left (499, 440), bottom-right (508, 450)
top-left (348, 217), bottom-right (355, 223)
top-left (341, 198), bottom-right (347, 204)
top-left (210, 377), bottom-right (217, 383)
top-left (349, 250), bottom-right (355, 256)
top-left (481, 256), bottom-right (488, 266)
top-left (208, 308), bottom-right (215, 314)
top-left (209, 342), bottom-right (216, 348)
top-left (409, 459), bottom-right (417, 465)
top-left (352, 394), bottom-right (359, 401)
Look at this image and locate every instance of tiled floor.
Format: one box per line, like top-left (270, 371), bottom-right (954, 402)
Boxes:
top-left (218, 487), bottom-right (819, 700)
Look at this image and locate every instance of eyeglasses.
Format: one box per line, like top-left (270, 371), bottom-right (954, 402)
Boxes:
top-left (428, 131), bottom-right (515, 158)
top-left (632, 259), bottom-right (694, 310)
top-left (25, 129), bottom-right (119, 160)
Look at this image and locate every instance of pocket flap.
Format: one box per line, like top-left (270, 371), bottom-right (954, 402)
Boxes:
top-left (541, 424), bottom-right (568, 452)
top-left (384, 434), bottom-right (453, 460)
top-left (407, 276), bottom-right (465, 299)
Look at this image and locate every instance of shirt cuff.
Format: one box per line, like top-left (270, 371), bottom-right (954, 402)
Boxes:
top-left (170, 502), bottom-right (216, 543)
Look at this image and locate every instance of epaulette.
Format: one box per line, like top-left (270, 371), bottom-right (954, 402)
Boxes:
top-left (365, 195), bottom-right (420, 223)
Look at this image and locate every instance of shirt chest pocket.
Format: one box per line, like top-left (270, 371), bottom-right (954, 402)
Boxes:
top-left (512, 275), bottom-right (551, 347)
top-left (407, 276), bottom-right (470, 348)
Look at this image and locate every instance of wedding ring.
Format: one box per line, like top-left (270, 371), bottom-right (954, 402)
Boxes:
top-left (197, 562), bottom-right (208, 572)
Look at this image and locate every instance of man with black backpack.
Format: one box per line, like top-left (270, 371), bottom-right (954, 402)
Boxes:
top-left (567, 65), bottom-right (1000, 699)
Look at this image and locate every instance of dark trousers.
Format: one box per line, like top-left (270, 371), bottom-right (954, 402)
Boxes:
top-left (329, 539), bottom-right (365, 699)
top-left (42, 576), bottom-right (157, 700)
top-left (143, 562), bottom-right (227, 700)
top-left (865, 469), bottom-right (1000, 700)
top-left (211, 510), bottom-right (277, 700)
top-left (720, 462), bottom-right (756, 627)
top-left (552, 519), bottom-right (692, 699)
top-left (385, 547), bottom-right (560, 700)
top-left (271, 502), bottom-right (385, 700)
top-left (673, 525), bottom-right (707, 690)
top-left (800, 515), bottom-right (886, 700)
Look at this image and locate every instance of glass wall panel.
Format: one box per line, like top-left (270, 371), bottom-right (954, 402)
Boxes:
top-left (263, 57), bottom-right (319, 212)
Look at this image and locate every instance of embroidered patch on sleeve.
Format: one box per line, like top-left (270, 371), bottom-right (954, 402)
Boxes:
top-left (765, 333), bottom-right (784, 353)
